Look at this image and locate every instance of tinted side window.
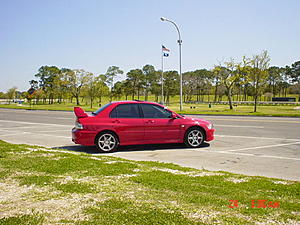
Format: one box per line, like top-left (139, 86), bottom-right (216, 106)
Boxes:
top-left (141, 104), bottom-right (172, 118)
top-left (110, 104), bottom-right (140, 118)
top-left (110, 107), bottom-right (117, 118)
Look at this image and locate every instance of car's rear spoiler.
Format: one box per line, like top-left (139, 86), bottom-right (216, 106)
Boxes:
top-left (74, 107), bottom-right (88, 118)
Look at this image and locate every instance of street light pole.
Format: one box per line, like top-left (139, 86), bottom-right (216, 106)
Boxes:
top-left (161, 46), bottom-right (164, 105)
top-left (160, 17), bottom-right (183, 111)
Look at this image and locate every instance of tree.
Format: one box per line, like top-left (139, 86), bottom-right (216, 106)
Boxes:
top-left (34, 66), bottom-right (61, 104)
top-left (216, 60), bottom-right (241, 109)
top-left (121, 80), bottom-right (133, 100)
top-left (126, 69), bottom-right (145, 100)
top-left (267, 66), bottom-right (282, 96)
top-left (286, 61), bottom-right (300, 83)
top-left (248, 50), bottom-right (270, 112)
top-left (84, 73), bottom-right (97, 108)
top-left (215, 84), bottom-right (227, 101)
top-left (29, 80), bottom-right (38, 89)
top-left (34, 89), bottom-right (44, 104)
top-left (163, 71), bottom-right (179, 104)
top-left (67, 69), bottom-right (91, 105)
top-left (95, 75), bottom-right (109, 104)
top-left (193, 69), bottom-right (213, 102)
top-left (236, 58), bottom-right (252, 101)
top-left (290, 83), bottom-right (300, 100)
top-left (0, 92), bottom-right (6, 99)
top-left (112, 81), bottom-right (124, 100)
top-left (105, 66), bottom-right (123, 101)
top-left (25, 87), bottom-right (36, 107)
top-left (183, 71), bottom-right (197, 102)
top-left (57, 68), bottom-right (74, 104)
top-left (6, 87), bottom-right (18, 104)
top-left (142, 65), bottom-right (157, 101)
top-left (212, 67), bottom-right (223, 102)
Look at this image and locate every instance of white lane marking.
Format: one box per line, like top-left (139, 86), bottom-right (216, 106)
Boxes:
top-left (196, 117), bottom-right (300, 123)
top-left (186, 149), bottom-right (300, 161)
top-left (215, 134), bottom-right (300, 142)
top-left (0, 126), bottom-right (42, 130)
top-left (197, 117), bottom-right (300, 123)
top-left (227, 142), bottom-right (300, 152)
top-left (0, 108), bottom-right (74, 115)
top-left (215, 125), bottom-right (264, 128)
top-left (42, 117), bottom-right (71, 120)
top-left (36, 130), bottom-right (70, 133)
top-left (0, 133), bottom-right (21, 137)
top-left (0, 125), bottom-right (67, 130)
top-left (0, 119), bottom-right (71, 127)
top-left (215, 151), bottom-right (300, 161)
top-left (0, 131), bottom-right (70, 139)
top-left (28, 132), bottom-right (70, 139)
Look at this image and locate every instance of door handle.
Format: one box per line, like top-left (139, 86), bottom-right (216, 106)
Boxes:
top-left (146, 120), bottom-right (154, 124)
top-left (112, 120), bottom-right (120, 123)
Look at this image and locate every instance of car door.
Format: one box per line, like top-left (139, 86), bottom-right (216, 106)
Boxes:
top-left (140, 103), bottom-right (181, 142)
top-left (110, 103), bottom-right (144, 145)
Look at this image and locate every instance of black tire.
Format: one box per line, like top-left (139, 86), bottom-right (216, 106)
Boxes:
top-left (95, 131), bottom-right (119, 153)
top-left (184, 127), bottom-right (205, 148)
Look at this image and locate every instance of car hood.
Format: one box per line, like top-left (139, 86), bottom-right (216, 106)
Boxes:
top-left (181, 115), bottom-right (211, 126)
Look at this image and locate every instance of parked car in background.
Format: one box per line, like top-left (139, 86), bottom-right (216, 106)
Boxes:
top-left (72, 101), bottom-right (215, 152)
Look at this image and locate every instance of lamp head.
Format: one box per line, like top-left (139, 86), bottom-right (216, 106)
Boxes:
top-left (160, 17), bottom-right (166, 21)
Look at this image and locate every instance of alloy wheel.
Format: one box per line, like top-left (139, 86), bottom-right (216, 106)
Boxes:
top-left (187, 129), bottom-right (203, 147)
top-left (98, 133), bottom-right (116, 152)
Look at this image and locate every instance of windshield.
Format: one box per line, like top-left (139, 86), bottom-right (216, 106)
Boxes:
top-left (92, 103), bottom-right (111, 115)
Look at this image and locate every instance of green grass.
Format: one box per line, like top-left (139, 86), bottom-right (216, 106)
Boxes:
top-left (1, 94), bottom-right (300, 116)
top-left (17, 175), bottom-right (55, 187)
top-left (1, 101), bottom-right (300, 117)
top-left (0, 214), bottom-right (44, 225)
top-left (168, 104), bottom-right (300, 117)
top-left (0, 140), bottom-right (299, 224)
top-left (54, 181), bottom-right (97, 194)
top-left (82, 198), bottom-right (203, 225)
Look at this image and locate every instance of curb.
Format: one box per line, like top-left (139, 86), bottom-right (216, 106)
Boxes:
top-left (1, 107), bottom-right (300, 118)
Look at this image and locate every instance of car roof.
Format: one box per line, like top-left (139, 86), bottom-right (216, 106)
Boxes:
top-left (111, 100), bottom-right (161, 105)
top-left (93, 100), bottom-right (178, 118)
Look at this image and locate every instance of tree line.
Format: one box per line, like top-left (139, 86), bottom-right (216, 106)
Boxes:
top-left (1, 50), bottom-right (299, 112)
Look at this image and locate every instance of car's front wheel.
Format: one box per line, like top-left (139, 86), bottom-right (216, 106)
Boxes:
top-left (96, 131), bottom-right (118, 153)
top-left (184, 127), bottom-right (205, 148)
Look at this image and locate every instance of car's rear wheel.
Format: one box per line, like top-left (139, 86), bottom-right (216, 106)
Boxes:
top-left (184, 127), bottom-right (205, 148)
top-left (96, 132), bottom-right (118, 153)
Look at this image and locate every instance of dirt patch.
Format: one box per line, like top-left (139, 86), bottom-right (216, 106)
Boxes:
top-left (0, 178), bottom-right (106, 224)
top-left (153, 167), bottom-right (222, 177)
top-left (225, 177), bottom-right (249, 183)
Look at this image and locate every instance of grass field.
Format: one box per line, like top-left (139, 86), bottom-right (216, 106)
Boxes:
top-left (0, 140), bottom-right (299, 224)
top-left (1, 100), bottom-right (300, 117)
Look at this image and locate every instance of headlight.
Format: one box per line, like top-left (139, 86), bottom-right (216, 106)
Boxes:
top-left (75, 121), bottom-right (84, 130)
top-left (207, 123), bottom-right (213, 129)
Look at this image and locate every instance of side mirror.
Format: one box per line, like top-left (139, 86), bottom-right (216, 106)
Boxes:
top-left (171, 113), bottom-right (177, 119)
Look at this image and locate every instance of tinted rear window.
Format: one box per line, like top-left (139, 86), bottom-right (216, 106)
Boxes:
top-left (110, 104), bottom-right (140, 118)
top-left (92, 103), bottom-right (111, 115)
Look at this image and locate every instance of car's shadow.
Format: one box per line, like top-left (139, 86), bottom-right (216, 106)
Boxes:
top-left (55, 143), bottom-right (210, 154)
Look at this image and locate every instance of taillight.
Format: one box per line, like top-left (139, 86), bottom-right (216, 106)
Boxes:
top-left (75, 121), bottom-right (84, 130)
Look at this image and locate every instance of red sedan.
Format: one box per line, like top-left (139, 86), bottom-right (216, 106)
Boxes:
top-left (72, 101), bottom-right (215, 152)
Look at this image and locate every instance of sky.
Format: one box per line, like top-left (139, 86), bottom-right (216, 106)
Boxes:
top-left (0, 0), bottom-right (299, 92)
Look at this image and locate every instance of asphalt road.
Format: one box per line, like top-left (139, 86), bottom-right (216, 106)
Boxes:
top-left (0, 108), bottom-right (299, 181)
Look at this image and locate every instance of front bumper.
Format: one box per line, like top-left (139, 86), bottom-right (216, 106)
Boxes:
top-left (72, 128), bottom-right (96, 146)
top-left (205, 128), bottom-right (215, 142)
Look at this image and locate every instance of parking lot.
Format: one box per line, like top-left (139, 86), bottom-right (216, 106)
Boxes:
top-left (0, 108), bottom-right (299, 180)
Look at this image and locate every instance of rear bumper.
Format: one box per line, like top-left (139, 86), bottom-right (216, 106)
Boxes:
top-left (72, 128), bottom-right (96, 146)
top-left (205, 128), bottom-right (215, 142)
